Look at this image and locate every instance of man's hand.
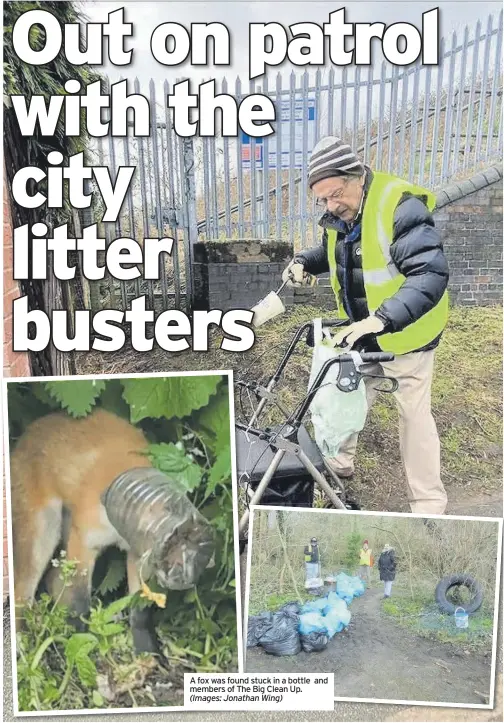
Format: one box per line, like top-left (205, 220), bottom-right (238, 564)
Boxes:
top-left (334, 315), bottom-right (385, 348)
top-left (282, 260), bottom-right (308, 286)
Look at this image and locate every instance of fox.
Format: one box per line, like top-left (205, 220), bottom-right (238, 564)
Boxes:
top-left (9, 407), bottom-right (160, 654)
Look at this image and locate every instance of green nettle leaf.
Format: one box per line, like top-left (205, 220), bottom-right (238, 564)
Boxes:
top-left (148, 443), bottom-right (203, 491)
top-left (99, 380), bottom-right (131, 419)
top-left (122, 376), bottom-right (222, 423)
top-left (75, 652), bottom-right (97, 689)
top-left (206, 445), bottom-right (232, 497)
top-left (92, 690), bottom-right (104, 707)
top-left (65, 633), bottom-right (98, 673)
top-left (96, 556), bottom-right (127, 596)
top-left (44, 381), bottom-right (106, 418)
top-left (195, 386), bottom-right (231, 455)
top-left (30, 382), bottom-right (62, 410)
top-left (99, 622), bottom-right (124, 637)
top-left (101, 595), bottom-right (133, 621)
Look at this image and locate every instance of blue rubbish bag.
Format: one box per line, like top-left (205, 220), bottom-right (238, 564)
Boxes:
top-left (335, 572), bottom-right (365, 603)
top-left (324, 609), bottom-right (345, 637)
top-left (336, 589), bottom-right (353, 604)
top-left (299, 612), bottom-right (328, 636)
top-left (326, 593), bottom-right (351, 616)
top-left (348, 575), bottom-right (365, 596)
top-left (301, 598), bottom-right (330, 614)
top-left (323, 593), bottom-right (352, 637)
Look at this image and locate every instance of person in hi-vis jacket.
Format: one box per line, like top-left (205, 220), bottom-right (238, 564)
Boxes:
top-left (304, 537), bottom-right (320, 582)
top-left (282, 136), bottom-right (450, 515)
top-left (358, 539), bottom-right (373, 585)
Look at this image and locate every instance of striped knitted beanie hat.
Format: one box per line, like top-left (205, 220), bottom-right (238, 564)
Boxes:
top-left (308, 136), bottom-right (365, 188)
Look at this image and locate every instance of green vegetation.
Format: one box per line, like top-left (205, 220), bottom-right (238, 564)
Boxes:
top-left (4, 1), bottom-right (100, 224)
top-left (381, 593), bottom-right (495, 651)
top-left (8, 375), bottom-right (237, 711)
top-left (86, 303), bottom-right (502, 512)
top-left (248, 592), bottom-right (311, 616)
top-left (342, 533), bottom-right (362, 573)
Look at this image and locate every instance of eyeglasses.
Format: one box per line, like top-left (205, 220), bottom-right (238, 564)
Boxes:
top-left (315, 187), bottom-right (346, 209)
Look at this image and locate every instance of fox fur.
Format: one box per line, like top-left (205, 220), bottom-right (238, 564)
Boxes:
top-left (9, 408), bottom-right (160, 653)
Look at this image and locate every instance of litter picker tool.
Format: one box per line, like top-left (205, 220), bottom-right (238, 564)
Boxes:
top-left (250, 272), bottom-right (317, 328)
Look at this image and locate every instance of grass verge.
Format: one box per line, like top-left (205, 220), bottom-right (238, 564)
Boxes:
top-left (76, 304), bottom-right (503, 513)
top-left (381, 592), bottom-right (495, 652)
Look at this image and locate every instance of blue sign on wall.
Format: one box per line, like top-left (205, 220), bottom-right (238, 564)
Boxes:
top-left (241, 98), bottom-right (316, 170)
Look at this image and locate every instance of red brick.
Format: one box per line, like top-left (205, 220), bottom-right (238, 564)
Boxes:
top-left (3, 165), bottom-right (30, 377)
top-left (3, 287), bottom-right (19, 318)
top-left (9, 356), bottom-right (29, 377)
top-left (4, 334), bottom-right (13, 353)
top-left (3, 242), bottom-right (13, 274)
top-left (3, 314), bottom-right (12, 345)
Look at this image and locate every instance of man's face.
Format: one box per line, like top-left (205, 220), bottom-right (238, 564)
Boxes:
top-left (312, 175), bottom-right (365, 223)
top-left (363, 543), bottom-right (368, 550)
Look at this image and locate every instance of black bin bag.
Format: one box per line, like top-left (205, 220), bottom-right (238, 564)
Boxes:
top-left (247, 612), bottom-right (274, 648)
top-left (279, 601), bottom-right (301, 617)
top-left (257, 610), bottom-right (301, 656)
top-left (300, 631), bottom-right (329, 653)
top-left (236, 424), bottom-right (324, 507)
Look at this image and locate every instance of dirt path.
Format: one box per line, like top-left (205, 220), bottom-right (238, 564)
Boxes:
top-left (245, 588), bottom-right (492, 706)
top-left (446, 490), bottom-right (503, 518)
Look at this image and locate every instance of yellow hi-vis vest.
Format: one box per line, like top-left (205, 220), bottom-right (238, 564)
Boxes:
top-left (359, 549), bottom-right (372, 566)
top-left (305, 544), bottom-right (314, 562)
top-left (326, 171), bottom-right (449, 355)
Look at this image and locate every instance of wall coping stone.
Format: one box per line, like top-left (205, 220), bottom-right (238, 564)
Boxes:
top-left (435, 164), bottom-right (503, 209)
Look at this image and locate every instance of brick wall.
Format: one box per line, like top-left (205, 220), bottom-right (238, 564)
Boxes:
top-left (3, 171), bottom-right (31, 601)
top-left (435, 166), bottom-right (503, 305)
top-left (194, 165), bottom-right (503, 311)
top-left (3, 174), bottom-right (31, 378)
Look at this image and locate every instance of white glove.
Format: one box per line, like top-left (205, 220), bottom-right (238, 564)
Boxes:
top-left (282, 260), bottom-right (306, 286)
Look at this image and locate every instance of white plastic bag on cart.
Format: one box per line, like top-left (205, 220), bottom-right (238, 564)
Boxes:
top-left (307, 318), bottom-right (368, 459)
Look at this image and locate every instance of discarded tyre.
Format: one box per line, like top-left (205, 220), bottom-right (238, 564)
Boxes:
top-left (435, 574), bottom-right (484, 615)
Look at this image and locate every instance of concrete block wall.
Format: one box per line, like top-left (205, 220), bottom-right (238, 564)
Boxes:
top-left (193, 239), bottom-right (295, 311)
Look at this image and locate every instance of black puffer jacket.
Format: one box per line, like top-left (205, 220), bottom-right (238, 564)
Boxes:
top-left (304, 543), bottom-right (319, 564)
top-left (378, 550), bottom-right (397, 582)
top-left (295, 168), bottom-right (449, 353)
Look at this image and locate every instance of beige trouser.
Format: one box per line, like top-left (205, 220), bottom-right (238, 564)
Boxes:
top-left (327, 350), bottom-right (448, 515)
top-left (358, 564), bottom-right (371, 584)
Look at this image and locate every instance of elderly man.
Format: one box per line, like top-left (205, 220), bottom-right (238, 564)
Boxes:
top-left (282, 136), bottom-right (449, 515)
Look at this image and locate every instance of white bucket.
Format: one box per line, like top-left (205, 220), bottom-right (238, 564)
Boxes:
top-left (454, 606), bottom-right (469, 629)
top-left (250, 291), bottom-right (286, 327)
